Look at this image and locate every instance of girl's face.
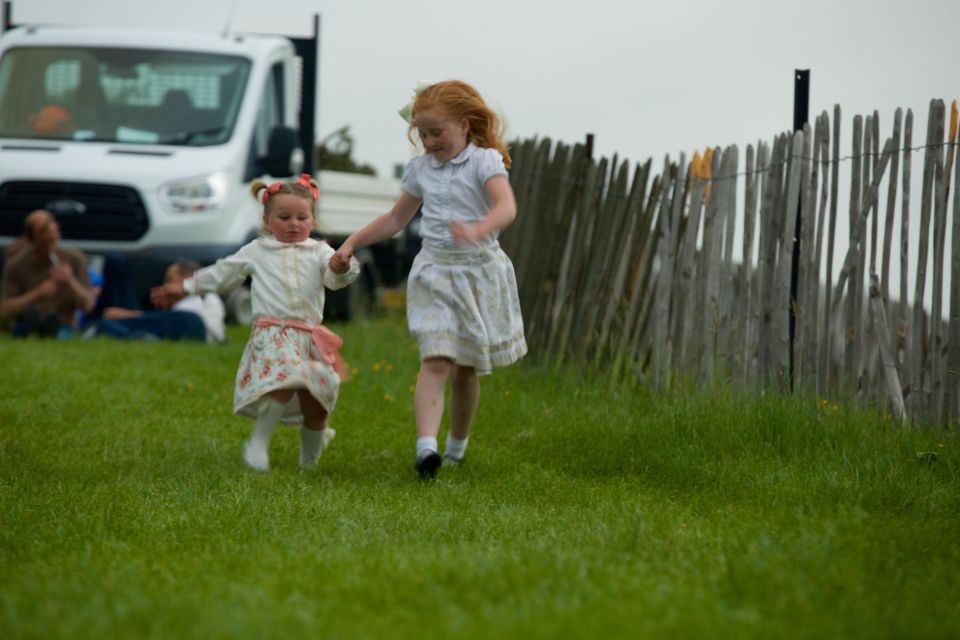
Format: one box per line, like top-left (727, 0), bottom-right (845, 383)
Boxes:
top-left (264, 194), bottom-right (315, 243)
top-left (415, 108), bottom-right (469, 163)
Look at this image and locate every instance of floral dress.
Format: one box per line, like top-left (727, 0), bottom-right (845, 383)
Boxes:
top-left (184, 237), bottom-right (359, 424)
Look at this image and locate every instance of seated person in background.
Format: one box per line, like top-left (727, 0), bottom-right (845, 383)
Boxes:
top-left (28, 104), bottom-right (76, 137)
top-left (0, 209), bottom-right (95, 338)
top-left (89, 259), bottom-right (226, 343)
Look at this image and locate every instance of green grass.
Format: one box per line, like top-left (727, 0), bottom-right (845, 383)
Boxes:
top-left (1, 312), bottom-right (959, 639)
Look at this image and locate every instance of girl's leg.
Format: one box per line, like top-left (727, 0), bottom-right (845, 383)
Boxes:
top-left (414, 357), bottom-right (453, 438)
top-left (413, 357), bottom-right (452, 476)
top-left (244, 390), bottom-right (294, 471)
top-left (297, 390), bottom-right (333, 469)
top-left (445, 365), bottom-right (479, 464)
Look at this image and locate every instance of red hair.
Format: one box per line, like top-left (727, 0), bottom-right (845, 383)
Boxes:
top-left (408, 80), bottom-right (511, 168)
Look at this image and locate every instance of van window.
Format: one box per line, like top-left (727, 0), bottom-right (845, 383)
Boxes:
top-left (252, 62), bottom-right (285, 159)
top-left (0, 46), bottom-right (251, 146)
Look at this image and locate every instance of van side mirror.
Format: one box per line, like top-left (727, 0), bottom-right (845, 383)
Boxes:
top-left (265, 126), bottom-right (304, 177)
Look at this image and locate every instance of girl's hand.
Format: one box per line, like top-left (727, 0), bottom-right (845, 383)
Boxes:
top-left (450, 220), bottom-right (484, 246)
top-left (328, 247), bottom-right (354, 274)
top-left (150, 282), bottom-right (185, 309)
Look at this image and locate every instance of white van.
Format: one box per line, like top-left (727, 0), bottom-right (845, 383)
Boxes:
top-left (0, 7), bottom-right (403, 319)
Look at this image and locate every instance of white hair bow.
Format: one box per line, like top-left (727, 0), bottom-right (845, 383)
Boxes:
top-left (398, 79), bottom-right (435, 123)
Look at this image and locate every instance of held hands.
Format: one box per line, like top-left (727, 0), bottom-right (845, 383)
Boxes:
top-left (328, 246), bottom-right (354, 275)
top-left (150, 281), bottom-right (186, 309)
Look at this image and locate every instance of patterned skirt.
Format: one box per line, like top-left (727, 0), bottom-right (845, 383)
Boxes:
top-left (406, 243), bottom-right (527, 375)
top-left (234, 324), bottom-right (341, 424)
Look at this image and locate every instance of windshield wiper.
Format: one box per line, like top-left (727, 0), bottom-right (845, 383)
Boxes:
top-left (159, 126), bottom-right (227, 145)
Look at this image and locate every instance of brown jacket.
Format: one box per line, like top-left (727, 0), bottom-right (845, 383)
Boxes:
top-left (1, 246), bottom-right (92, 326)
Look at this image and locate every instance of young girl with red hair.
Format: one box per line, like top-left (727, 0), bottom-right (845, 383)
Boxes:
top-left (330, 80), bottom-right (527, 479)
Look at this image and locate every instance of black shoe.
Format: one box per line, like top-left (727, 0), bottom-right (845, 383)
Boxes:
top-left (416, 451), bottom-right (442, 480)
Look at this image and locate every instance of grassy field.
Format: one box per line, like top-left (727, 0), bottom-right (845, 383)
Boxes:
top-left (1, 312), bottom-right (958, 639)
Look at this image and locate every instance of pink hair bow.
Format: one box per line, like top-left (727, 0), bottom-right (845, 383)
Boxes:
top-left (297, 173), bottom-right (319, 201)
top-left (261, 181), bottom-right (282, 205)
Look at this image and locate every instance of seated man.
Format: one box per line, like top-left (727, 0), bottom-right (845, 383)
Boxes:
top-left (0, 210), bottom-right (95, 338)
top-left (89, 259), bottom-right (225, 343)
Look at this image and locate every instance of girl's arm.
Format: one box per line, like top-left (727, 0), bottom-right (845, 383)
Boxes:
top-left (329, 192), bottom-right (422, 274)
top-left (449, 175), bottom-right (517, 245)
top-left (151, 243), bottom-right (254, 308)
top-left (322, 249), bottom-right (361, 290)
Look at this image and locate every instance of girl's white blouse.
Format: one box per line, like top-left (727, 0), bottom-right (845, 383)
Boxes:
top-left (183, 237), bottom-right (359, 325)
top-left (401, 142), bottom-right (508, 250)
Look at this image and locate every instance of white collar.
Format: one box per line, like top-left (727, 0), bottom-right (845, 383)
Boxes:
top-left (428, 142), bottom-right (478, 168)
top-left (259, 236), bottom-right (319, 249)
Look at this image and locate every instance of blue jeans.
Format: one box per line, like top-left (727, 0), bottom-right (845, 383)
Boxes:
top-left (93, 310), bottom-right (206, 341)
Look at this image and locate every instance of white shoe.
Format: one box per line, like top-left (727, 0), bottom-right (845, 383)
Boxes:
top-left (441, 453), bottom-right (464, 468)
top-left (243, 439), bottom-right (270, 471)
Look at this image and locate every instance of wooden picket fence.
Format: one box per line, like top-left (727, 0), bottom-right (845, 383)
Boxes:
top-left (500, 98), bottom-right (960, 429)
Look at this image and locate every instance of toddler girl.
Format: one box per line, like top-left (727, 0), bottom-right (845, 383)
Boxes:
top-left (152, 174), bottom-right (360, 470)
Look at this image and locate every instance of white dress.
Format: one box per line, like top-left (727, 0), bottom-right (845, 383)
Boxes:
top-left (401, 143), bottom-right (527, 374)
top-left (184, 237), bottom-right (359, 423)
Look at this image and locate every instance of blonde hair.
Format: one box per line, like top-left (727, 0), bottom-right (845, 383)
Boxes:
top-left (408, 80), bottom-right (511, 168)
top-left (250, 176), bottom-right (319, 232)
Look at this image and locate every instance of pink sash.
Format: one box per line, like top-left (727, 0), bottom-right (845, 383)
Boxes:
top-left (253, 317), bottom-right (349, 380)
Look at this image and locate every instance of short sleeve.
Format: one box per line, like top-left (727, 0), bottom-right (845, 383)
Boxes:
top-left (0, 258), bottom-right (21, 301)
top-left (476, 148), bottom-right (508, 185)
top-left (400, 157), bottom-right (423, 198)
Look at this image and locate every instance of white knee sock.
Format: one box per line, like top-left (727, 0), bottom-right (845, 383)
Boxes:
top-left (300, 427), bottom-right (335, 469)
top-left (244, 397), bottom-right (285, 471)
top-left (444, 434), bottom-right (469, 461)
top-left (416, 436), bottom-right (438, 461)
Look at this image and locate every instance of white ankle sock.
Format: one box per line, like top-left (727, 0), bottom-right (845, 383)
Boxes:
top-left (300, 427), bottom-right (335, 468)
top-left (444, 434), bottom-right (469, 460)
top-left (416, 436), bottom-right (438, 460)
top-left (244, 397), bottom-right (285, 470)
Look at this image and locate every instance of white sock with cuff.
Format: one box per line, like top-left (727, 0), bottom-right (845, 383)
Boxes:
top-left (300, 427), bottom-right (336, 468)
top-left (444, 434), bottom-right (469, 461)
top-left (244, 397), bottom-right (285, 471)
top-left (416, 436), bottom-right (438, 461)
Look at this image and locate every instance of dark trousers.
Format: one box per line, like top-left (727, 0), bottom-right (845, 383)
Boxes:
top-left (12, 309), bottom-right (71, 338)
top-left (93, 310), bottom-right (206, 341)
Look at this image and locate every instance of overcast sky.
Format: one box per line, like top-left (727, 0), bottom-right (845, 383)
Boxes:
top-left (14, 0), bottom-right (960, 178)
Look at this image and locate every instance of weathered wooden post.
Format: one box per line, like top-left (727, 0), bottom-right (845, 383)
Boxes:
top-left (790, 69), bottom-right (810, 389)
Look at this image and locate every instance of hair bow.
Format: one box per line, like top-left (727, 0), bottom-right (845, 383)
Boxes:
top-left (296, 173), bottom-right (319, 201)
top-left (261, 181), bottom-right (283, 205)
top-left (398, 79), bottom-right (435, 124)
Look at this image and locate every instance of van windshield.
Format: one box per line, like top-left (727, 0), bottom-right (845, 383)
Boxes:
top-left (0, 46), bottom-right (250, 146)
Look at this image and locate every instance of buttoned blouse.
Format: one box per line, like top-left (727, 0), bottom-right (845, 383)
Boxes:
top-left (183, 237), bottom-right (359, 325)
top-left (401, 142), bottom-right (509, 250)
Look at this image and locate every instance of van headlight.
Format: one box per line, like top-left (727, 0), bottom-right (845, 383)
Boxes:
top-left (160, 172), bottom-right (228, 212)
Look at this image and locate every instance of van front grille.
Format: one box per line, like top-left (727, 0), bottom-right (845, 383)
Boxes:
top-left (0, 180), bottom-right (149, 242)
